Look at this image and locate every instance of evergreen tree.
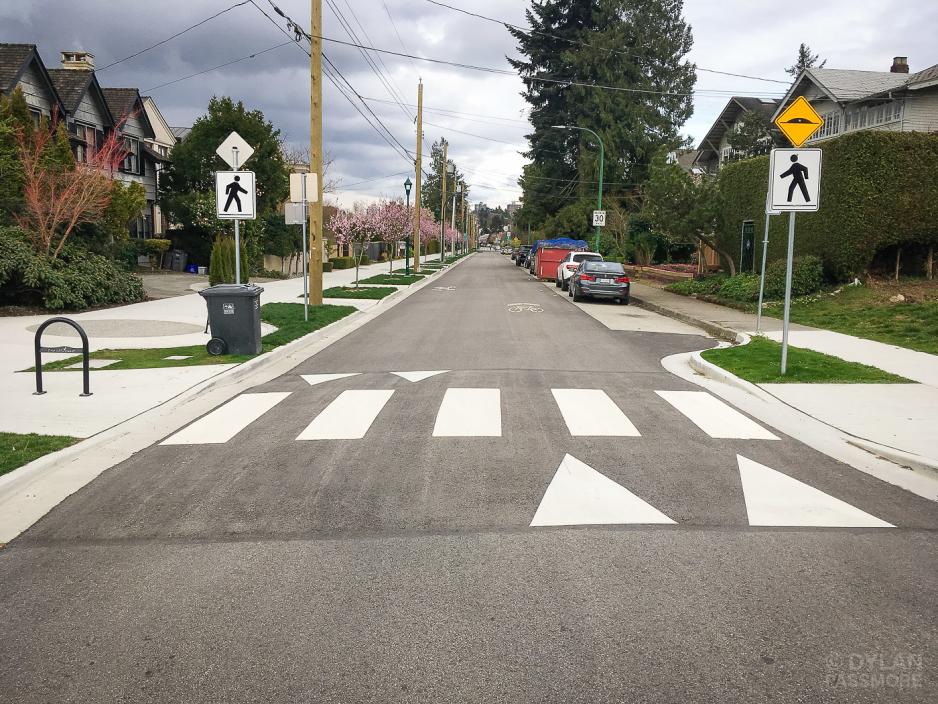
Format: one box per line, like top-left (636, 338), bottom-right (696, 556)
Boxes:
top-left (785, 43), bottom-right (826, 77)
top-left (726, 109), bottom-right (780, 159)
top-left (419, 139), bottom-right (468, 227)
top-left (510, 0), bottom-right (696, 228)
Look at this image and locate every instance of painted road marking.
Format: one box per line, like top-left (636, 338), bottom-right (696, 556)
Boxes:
top-left (300, 372), bottom-right (361, 386)
top-left (391, 370), bottom-right (449, 383)
top-left (551, 389), bottom-right (641, 437)
top-left (297, 390), bottom-right (395, 440)
top-left (433, 388), bottom-right (501, 437)
top-left (161, 392), bottom-right (292, 445)
top-left (531, 454), bottom-right (675, 526)
top-left (737, 455), bottom-right (893, 527)
top-left (655, 391), bottom-right (778, 440)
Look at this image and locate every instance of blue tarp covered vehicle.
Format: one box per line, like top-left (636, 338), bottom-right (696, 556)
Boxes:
top-left (529, 237), bottom-right (588, 256)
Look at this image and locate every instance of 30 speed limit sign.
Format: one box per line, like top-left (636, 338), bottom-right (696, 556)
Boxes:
top-left (592, 210), bottom-right (606, 227)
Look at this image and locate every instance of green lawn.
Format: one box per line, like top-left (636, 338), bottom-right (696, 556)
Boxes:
top-left (356, 274), bottom-right (424, 285)
top-left (37, 303), bottom-right (356, 371)
top-left (1, 432), bottom-right (79, 477)
top-left (321, 286), bottom-right (398, 299)
top-left (701, 336), bottom-right (910, 384)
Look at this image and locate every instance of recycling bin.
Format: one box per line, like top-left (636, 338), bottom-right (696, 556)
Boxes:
top-left (170, 249), bottom-right (188, 272)
top-left (199, 284), bottom-right (264, 356)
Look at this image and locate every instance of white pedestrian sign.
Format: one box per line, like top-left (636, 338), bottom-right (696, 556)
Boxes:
top-left (768, 148), bottom-right (822, 212)
top-left (215, 171), bottom-right (256, 220)
top-left (215, 131), bottom-right (254, 169)
top-left (592, 210), bottom-right (607, 227)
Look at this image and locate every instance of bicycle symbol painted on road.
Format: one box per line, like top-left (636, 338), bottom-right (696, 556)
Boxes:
top-left (507, 302), bottom-right (543, 313)
top-left (433, 286), bottom-right (456, 291)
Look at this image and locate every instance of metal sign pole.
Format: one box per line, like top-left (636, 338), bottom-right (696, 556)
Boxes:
top-left (232, 147), bottom-right (241, 285)
top-left (756, 212), bottom-right (772, 333)
top-left (780, 211), bottom-right (797, 375)
top-left (301, 177), bottom-right (309, 321)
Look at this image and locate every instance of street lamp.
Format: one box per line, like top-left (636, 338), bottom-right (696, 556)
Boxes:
top-left (552, 124), bottom-right (604, 253)
top-left (404, 176), bottom-right (412, 276)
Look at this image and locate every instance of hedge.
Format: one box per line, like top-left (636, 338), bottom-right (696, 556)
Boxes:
top-left (322, 261), bottom-right (333, 272)
top-left (717, 131), bottom-right (938, 281)
top-left (330, 256), bottom-right (354, 270)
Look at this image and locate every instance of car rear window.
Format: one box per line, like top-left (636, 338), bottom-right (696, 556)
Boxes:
top-left (583, 261), bottom-right (625, 273)
top-left (572, 253), bottom-right (602, 262)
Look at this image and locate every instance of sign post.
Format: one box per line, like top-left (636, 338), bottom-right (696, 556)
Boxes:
top-left (288, 172), bottom-right (319, 321)
top-left (756, 191), bottom-right (781, 333)
top-left (215, 132), bottom-right (256, 285)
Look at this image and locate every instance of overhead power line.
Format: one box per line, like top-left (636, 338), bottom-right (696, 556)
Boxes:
top-left (99, 1), bottom-right (253, 71)
top-left (144, 40), bottom-right (293, 91)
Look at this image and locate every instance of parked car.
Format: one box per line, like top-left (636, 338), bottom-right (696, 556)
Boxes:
top-left (568, 261), bottom-right (630, 304)
top-left (515, 245), bottom-right (531, 267)
top-left (555, 251), bottom-right (603, 290)
top-left (510, 248), bottom-right (518, 261)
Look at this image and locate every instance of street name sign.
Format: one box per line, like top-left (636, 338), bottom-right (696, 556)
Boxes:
top-left (215, 131), bottom-right (255, 169)
top-left (592, 210), bottom-right (607, 227)
top-left (774, 96), bottom-right (824, 147)
top-left (289, 172), bottom-right (319, 203)
top-left (767, 149), bottom-right (822, 212)
top-left (215, 171), bottom-right (257, 219)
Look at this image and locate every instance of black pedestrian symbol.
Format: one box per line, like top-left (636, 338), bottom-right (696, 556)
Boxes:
top-left (224, 175), bottom-right (249, 213)
top-left (780, 154), bottom-right (810, 203)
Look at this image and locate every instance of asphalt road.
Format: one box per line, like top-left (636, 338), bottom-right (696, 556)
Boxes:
top-left (2, 252), bottom-right (936, 703)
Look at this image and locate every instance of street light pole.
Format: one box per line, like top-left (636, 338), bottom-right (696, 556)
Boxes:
top-left (404, 177), bottom-right (412, 276)
top-left (552, 125), bottom-right (604, 253)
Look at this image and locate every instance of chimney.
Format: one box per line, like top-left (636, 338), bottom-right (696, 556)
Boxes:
top-left (890, 56), bottom-right (909, 74)
top-left (60, 51), bottom-right (95, 71)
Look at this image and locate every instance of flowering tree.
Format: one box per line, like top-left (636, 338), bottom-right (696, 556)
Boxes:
top-left (15, 113), bottom-right (128, 260)
top-left (375, 200), bottom-right (409, 272)
top-left (329, 203), bottom-right (379, 287)
top-left (416, 207), bottom-right (437, 257)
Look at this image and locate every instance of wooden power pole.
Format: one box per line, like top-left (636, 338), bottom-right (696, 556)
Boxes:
top-left (413, 80), bottom-right (423, 273)
top-left (308, 0), bottom-right (324, 304)
top-left (439, 139), bottom-right (448, 262)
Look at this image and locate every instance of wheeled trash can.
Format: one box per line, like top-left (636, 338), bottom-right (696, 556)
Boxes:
top-left (199, 283), bottom-right (264, 355)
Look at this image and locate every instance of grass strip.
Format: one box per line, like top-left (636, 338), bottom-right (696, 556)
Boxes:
top-left (356, 274), bottom-right (424, 285)
top-left (700, 336), bottom-right (911, 384)
top-left (321, 286), bottom-right (397, 299)
top-left (37, 303), bottom-right (356, 371)
top-left (0, 432), bottom-right (79, 477)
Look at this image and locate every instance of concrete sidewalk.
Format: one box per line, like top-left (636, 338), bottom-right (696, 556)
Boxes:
top-left (631, 281), bottom-right (938, 472)
top-left (0, 253), bottom-right (449, 438)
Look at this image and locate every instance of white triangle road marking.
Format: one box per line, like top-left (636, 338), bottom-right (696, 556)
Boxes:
top-left (530, 454), bottom-right (675, 527)
top-left (390, 370), bottom-right (449, 383)
top-left (300, 372), bottom-right (361, 386)
top-left (737, 455), bottom-right (894, 528)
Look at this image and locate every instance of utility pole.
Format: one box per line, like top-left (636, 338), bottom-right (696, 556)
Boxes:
top-left (412, 80), bottom-right (423, 273)
top-left (439, 139), bottom-right (448, 262)
top-left (308, 0), bottom-right (324, 304)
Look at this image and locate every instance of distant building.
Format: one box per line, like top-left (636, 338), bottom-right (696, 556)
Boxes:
top-left (506, 201), bottom-right (521, 217)
top-left (694, 97), bottom-right (781, 174)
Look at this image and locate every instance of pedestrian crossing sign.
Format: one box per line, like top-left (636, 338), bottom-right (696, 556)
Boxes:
top-left (215, 171), bottom-right (256, 220)
top-left (774, 96), bottom-right (824, 147)
top-left (768, 149), bottom-right (822, 212)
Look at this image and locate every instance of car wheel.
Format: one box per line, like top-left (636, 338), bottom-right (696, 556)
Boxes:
top-left (572, 285), bottom-right (583, 302)
top-left (622, 296), bottom-right (630, 306)
top-left (561, 278), bottom-right (569, 291)
top-left (555, 277), bottom-right (561, 288)
top-left (568, 282), bottom-right (573, 297)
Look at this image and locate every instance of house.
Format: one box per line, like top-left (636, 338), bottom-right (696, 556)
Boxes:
top-left (667, 148), bottom-right (704, 177)
top-left (142, 96), bottom-right (176, 236)
top-left (693, 97), bottom-right (781, 173)
top-left (773, 57), bottom-right (938, 143)
top-left (0, 44), bottom-right (170, 239)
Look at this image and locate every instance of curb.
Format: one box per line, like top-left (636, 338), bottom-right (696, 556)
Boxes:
top-left (687, 344), bottom-right (778, 404)
top-left (630, 294), bottom-right (745, 343)
top-left (846, 438), bottom-right (938, 480)
top-left (0, 253), bottom-right (474, 542)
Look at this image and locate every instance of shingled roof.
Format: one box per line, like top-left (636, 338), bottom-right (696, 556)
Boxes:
top-left (0, 43), bottom-right (35, 93)
top-left (46, 68), bottom-right (93, 111)
top-left (101, 87), bottom-right (139, 119)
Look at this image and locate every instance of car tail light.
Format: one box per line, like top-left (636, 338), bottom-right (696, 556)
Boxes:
top-left (579, 273), bottom-right (595, 281)
top-left (615, 276), bottom-right (630, 283)
top-left (566, 264), bottom-right (578, 270)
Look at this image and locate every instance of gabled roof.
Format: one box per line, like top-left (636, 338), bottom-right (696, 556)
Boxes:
top-left (45, 68), bottom-right (92, 111)
top-left (695, 96), bottom-right (780, 161)
top-left (908, 63), bottom-right (938, 90)
top-left (170, 126), bottom-right (191, 141)
top-left (102, 87), bottom-right (155, 138)
top-left (0, 43), bottom-right (66, 115)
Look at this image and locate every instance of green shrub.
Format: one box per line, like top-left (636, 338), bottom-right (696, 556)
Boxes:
top-left (322, 261), bottom-right (333, 272)
top-left (0, 227), bottom-right (145, 309)
top-left (764, 255), bottom-right (823, 299)
top-left (717, 273), bottom-right (761, 302)
top-left (141, 238), bottom-right (171, 257)
top-left (666, 274), bottom-right (727, 296)
top-left (358, 254), bottom-right (371, 266)
top-left (427, 240), bottom-right (440, 255)
top-left (208, 236), bottom-right (250, 285)
top-left (330, 256), bottom-right (354, 270)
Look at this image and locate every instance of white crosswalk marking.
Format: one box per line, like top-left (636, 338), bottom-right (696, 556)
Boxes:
top-left (433, 388), bottom-right (501, 437)
top-left (551, 389), bottom-right (641, 436)
top-left (655, 390), bottom-right (778, 440)
top-left (737, 455), bottom-right (893, 527)
top-left (390, 370), bottom-right (449, 382)
top-left (531, 454), bottom-right (675, 526)
top-left (161, 392), bottom-right (291, 445)
top-left (297, 390), bottom-right (395, 440)
top-left (300, 373), bottom-right (360, 386)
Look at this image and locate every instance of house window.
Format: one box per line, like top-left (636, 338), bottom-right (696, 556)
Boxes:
top-left (122, 137), bottom-right (140, 174)
top-left (28, 109), bottom-right (42, 127)
top-left (74, 123), bottom-right (97, 162)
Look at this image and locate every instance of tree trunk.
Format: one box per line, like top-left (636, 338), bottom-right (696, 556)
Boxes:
top-left (895, 246), bottom-right (901, 282)
top-left (927, 245), bottom-right (934, 281)
top-left (697, 233), bottom-right (736, 277)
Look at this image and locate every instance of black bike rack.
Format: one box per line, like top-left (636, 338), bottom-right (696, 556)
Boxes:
top-left (34, 317), bottom-right (92, 397)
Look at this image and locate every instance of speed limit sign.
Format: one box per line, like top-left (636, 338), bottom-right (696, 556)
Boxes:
top-left (592, 210), bottom-right (606, 227)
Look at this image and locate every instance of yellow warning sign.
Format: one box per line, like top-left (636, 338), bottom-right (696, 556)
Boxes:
top-left (774, 96), bottom-right (824, 147)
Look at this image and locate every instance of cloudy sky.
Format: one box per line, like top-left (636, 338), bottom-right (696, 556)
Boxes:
top-left (2, 1), bottom-right (935, 208)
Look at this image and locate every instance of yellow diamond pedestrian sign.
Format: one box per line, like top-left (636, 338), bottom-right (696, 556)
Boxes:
top-left (774, 96), bottom-right (824, 147)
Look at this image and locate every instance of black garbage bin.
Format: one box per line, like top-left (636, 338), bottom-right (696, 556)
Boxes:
top-left (170, 249), bottom-right (188, 272)
top-left (199, 284), bottom-right (264, 355)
